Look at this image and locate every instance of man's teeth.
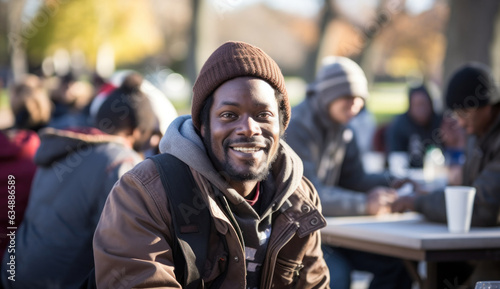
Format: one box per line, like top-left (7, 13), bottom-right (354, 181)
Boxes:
top-left (232, 147), bottom-right (261, 153)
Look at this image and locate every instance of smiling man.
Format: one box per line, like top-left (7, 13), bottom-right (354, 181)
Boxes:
top-left (93, 41), bottom-right (330, 289)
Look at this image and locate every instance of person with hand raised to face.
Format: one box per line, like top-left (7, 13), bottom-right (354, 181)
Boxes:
top-left (392, 62), bottom-right (500, 287)
top-left (286, 56), bottom-right (412, 289)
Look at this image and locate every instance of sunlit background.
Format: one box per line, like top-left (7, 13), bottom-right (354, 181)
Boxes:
top-left (1, 0), bottom-right (500, 128)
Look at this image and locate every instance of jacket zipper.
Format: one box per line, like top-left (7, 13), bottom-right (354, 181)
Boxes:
top-left (260, 221), bottom-right (299, 289)
top-left (217, 194), bottom-right (245, 249)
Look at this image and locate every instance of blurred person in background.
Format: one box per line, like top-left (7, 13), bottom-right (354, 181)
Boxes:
top-left (48, 73), bottom-right (95, 129)
top-left (386, 84), bottom-right (442, 168)
top-left (286, 56), bottom-right (412, 289)
top-left (392, 63), bottom-right (500, 286)
top-left (0, 73), bottom-right (156, 289)
top-left (0, 75), bottom-right (52, 260)
top-left (349, 106), bottom-right (377, 155)
top-left (9, 74), bottom-right (53, 132)
top-left (439, 111), bottom-right (467, 185)
top-left (89, 70), bottom-right (178, 156)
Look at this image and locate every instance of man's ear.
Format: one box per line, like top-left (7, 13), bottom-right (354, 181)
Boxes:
top-left (200, 124), bottom-right (206, 138)
top-left (132, 127), bottom-right (143, 142)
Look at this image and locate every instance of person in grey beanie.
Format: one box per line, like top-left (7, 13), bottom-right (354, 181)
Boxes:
top-left (392, 62), bottom-right (500, 286)
top-left (286, 56), bottom-right (412, 289)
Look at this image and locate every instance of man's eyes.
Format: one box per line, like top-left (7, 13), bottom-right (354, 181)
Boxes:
top-left (257, 112), bottom-right (273, 118)
top-left (220, 112), bottom-right (236, 119)
top-left (219, 112), bottom-right (273, 119)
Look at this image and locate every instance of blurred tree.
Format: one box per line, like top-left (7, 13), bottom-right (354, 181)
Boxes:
top-left (7, 0), bottom-right (28, 82)
top-left (146, 0), bottom-right (192, 73)
top-left (201, 1), bottom-right (318, 78)
top-left (0, 0), bottom-right (8, 68)
top-left (373, 1), bottom-right (447, 81)
top-left (443, 0), bottom-right (500, 84)
top-left (352, 0), bottom-right (399, 82)
top-left (186, 0), bottom-right (200, 84)
top-left (25, 0), bottom-right (163, 75)
top-left (302, 0), bottom-right (335, 82)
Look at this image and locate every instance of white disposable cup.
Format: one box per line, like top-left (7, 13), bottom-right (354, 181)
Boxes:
top-left (362, 152), bottom-right (385, 173)
top-left (445, 186), bottom-right (476, 233)
top-left (475, 281), bottom-right (500, 289)
top-left (388, 152), bottom-right (409, 178)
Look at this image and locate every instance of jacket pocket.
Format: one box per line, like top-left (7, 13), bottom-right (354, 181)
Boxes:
top-left (204, 253), bottom-right (228, 285)
top-left (273, 257), bottom-right (304, 287)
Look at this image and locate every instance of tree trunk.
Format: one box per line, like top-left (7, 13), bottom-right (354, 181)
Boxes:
top-left (301, 0), bottom-right (335, 83)
top-left (185, 0), bottom-right (200, 85)
top-left (0, 1), bottom-right (9, 67)
top-left (354, 0), bottom-right (404, 84)
top-left (8, 0), bottom-right (28, 83)
top-left (443, 0), bottom-right (500, 84)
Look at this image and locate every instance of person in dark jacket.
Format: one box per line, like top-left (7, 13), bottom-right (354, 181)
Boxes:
top-left (392, 62), bottom-right (500, 286)
top-left (386, 84), bottom-right (442, 168)
top-left (286, 56), bottom-right (412, 289)
top-left (0, 75), bottom-right (156, 289)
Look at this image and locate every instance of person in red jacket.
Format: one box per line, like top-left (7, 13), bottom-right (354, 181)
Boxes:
top-left (0, 75), bottom-right (51, 260)
top-left (0, 129), bottom-right (40, 260)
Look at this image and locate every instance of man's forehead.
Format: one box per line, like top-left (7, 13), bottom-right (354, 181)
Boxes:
top-left (213, 77), bottom-right (276, 97)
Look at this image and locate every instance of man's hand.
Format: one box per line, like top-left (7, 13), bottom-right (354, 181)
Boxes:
top-left (366, 187), bottom-right (398, 215)
top-left (391, 195), bottom-right (417, 213)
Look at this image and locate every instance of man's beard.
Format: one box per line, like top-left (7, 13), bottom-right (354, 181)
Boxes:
top-left (202, 128), bottom-right (279, 183)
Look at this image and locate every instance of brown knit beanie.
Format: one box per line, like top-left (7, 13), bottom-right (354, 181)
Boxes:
top-left (192, 41), bottom-right (290, 131)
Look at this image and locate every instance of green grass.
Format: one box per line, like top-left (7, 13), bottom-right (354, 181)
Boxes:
top-left (0, 89), bottom-right (8, 109)
top-left (367, 82), bottom-right (408, 125)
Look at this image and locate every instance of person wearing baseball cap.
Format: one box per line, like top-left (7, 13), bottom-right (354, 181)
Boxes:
top-left (392, 62), bottom-right (500, 285)
top-left (92, 41), bottom-right (330, 288)
top-left (286, 56), bottom-right (412, 289)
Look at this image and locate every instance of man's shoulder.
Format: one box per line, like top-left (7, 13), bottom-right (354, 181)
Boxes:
top-left (295, 176), bottom-right (320, 203)
top-left (126, 154), bottom-right (192, 186)
top-left (125, 157), bottom-right (162, 185)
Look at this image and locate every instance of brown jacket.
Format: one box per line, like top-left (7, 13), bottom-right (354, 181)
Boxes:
top-left (93, 116), bottom-right (330, 288)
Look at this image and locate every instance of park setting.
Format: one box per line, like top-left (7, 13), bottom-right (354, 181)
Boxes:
top-left (1, 1), bottom-right (500, 289)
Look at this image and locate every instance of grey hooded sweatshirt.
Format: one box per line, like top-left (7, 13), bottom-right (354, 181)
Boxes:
top-left (287, 95), bottom-right (392, 216)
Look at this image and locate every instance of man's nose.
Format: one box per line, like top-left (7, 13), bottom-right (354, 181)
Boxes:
top-left (237, 116), bottom-right (262, 137)
top-left (351, 97), bottom-right (364, 114)
top-left (456, 117), bottom-right (467, 129)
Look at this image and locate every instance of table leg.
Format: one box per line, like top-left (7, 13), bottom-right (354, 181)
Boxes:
top-left (403, 260), bottom-right (424, 289)
top-left (425, 262), bottom-right (438, 289)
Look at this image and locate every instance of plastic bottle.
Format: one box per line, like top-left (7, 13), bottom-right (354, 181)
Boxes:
top-left (423, 146), bottom-right (447, 188)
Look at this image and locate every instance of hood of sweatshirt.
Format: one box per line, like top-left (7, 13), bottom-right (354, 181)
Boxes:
top-left (34, 127), bottom-right (129, 167)
top-left (159, 115), bottom-right (304, 214)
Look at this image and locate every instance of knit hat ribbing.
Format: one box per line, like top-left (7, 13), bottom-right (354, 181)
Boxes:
top-left (312, 56), bottom-right (368, 108)
top-left (191, 41), bottom-right (289, 131)
top-left (445, 62), bottom-right (500, 110)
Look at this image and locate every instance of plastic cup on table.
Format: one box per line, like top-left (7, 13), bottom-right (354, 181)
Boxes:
top-left (444, 186), bottom-right (476, 233)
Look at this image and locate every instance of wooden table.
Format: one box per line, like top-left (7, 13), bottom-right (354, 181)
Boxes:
top-left (321, 213), bottom-right (500, 289)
